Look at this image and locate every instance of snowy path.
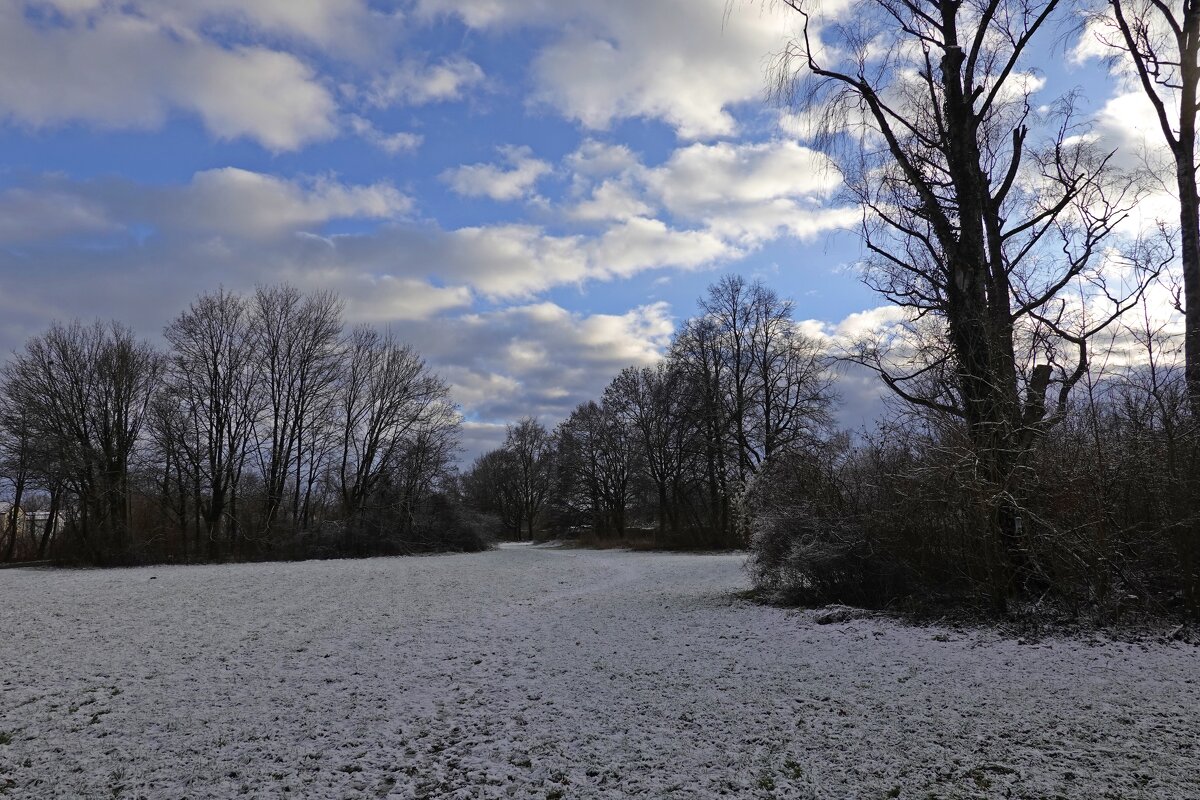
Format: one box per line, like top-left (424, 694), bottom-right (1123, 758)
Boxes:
top-left (1, 545), bottom-right (1197, 799)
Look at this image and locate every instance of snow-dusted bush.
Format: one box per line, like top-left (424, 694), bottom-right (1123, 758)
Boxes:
top-left (746, 450), bottom-right (912, 606)
top-left (748, 396), bottom-right (1200, 618)
top-left (750, 502), bottom-right (865, 603)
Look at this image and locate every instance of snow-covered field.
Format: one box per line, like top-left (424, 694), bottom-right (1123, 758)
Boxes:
top-left (1, 545), bottom-right (1196, 799)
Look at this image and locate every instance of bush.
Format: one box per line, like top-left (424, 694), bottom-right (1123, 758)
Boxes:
top-left (750, 503), bottom-right (881, 604)
top-left (747, 399), bottom-right (1200, 620)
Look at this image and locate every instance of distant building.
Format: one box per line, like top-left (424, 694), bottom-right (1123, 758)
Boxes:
top-left (0, 502), bottom-right (64, 544)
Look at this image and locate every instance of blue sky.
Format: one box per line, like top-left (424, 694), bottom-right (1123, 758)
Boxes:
top-left (0, 0), bottom-right (1165, 457)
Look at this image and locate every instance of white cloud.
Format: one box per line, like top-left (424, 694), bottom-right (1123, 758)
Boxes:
top-left (0, 3), bottom-right (339, 151)
top-left (417, 0), bottom-right (800, 139)
top-left (0, 187), bottom-right (115, 244)
top-left (30, 0), bottom-right (382, 51)
top-left (821, 305), bottom-right (911, 343)
top-left (419, 300), bottom-right (675, 424)
top-left (566, 140), bottom-right (643, 177)
top-left (1082, 90), bottom-right (1181, 241)
top-left (367, 57), bottom-right (486, 107)
top-left (568, 180), bottom-right (654, 222)
top-left (159, 169), bottom-right (413, 237)
top-left (0, 168), bottom-right (411, 242)
top-left (433, 224), bottom-right (590, 296)
top-left (565, 138), bottom-right (854, 244)
top-left (647, 140), bottom-right (839, 215)
top-left (591, 218), bottom-right (736, 277)
top-left (442, 146), bottom-right (553, 201)
top-left (348, 115), bottom-right (424, 155)
top-left (280, 269), bottom-right (474, 322)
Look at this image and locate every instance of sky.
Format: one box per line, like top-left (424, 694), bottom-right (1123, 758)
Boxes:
top-left (0, 0), bottom-right (1170, 460)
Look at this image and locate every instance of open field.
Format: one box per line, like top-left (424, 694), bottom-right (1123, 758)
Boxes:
top-left (1, 545), bottom-right (1197, 799)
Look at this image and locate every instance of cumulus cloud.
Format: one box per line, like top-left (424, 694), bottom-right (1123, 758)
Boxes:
top-left (0, 169), bottom-right (423, 345)
top-left (0, 169), bottom-right (412, 244)
top-left (0, 163), bottom-right (742, 332)
top-left (441, 146), bottom-right (553, 201)
top-left (30, 0), bottom-right (384, 51)
top-left (568, 180), bottom-right (654, 222)
top-left (367, 57), bottom-right (486, 107)
top-left (159, 169), bottom-right (413, 237)
top-left (1085, 92), bottom-right (1181, 233)
top-left (566, 140), bottom-right (643, 178)
top-left (648, 141), bottom-right (838, 213)
top-left (0, 2), bottom-right (495, 151)
top-left (0, 3), bottom-right (340, 151)
top-left (1071, 18), bottom-right (1183, 235)
top-left (427, 224), bottom-right (590, 295)
top-left (279, 268), bottom-right (474, 323)
top-left (591, 218), bottom-right (737, 277)
top-left (417, 0), bottom-right (800, 139)
top-left (644, 140), bottom-right (851, 242)
top-left (415, 301), bottom-right (675, 424)
top-left (348, 115), bottom-right (424, 155)
top-left (0, 187), bottom-right (115, 244)
top-left (564, 138), bottom-right (855, 244)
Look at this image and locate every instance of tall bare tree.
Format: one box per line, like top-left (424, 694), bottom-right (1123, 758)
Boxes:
top-left (3, 321), bottom-right (162, 564)
top-left (700, 275), bottom-right (759, 481)
top-left (463, 448), bottom-right (525, 537)
top-left (336, 326), bottom-right (455, 522)
top-left (672, 314), bottom-right (735, 541)
top-left (250, 286), bottom-right (343, 536)
top-left (605, 364), bottom-right (698, 539)
top-left (1093, 0), bottom-right (1200, 416)
top-left (745, 280), bottom-right (833, 464)
top-left (555, 400), bottom-right (636, 538)
top-left (768, 0), bottom-right (1148, 592)
top-left (161, 288), bottom-right (259, 557)
top-left (505, 417), bottom-right (555, 539)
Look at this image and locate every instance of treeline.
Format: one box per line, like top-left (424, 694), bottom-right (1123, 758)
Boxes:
top-left (462, 276), bottom-right (835, 548)
top-left (0, 286), bottom-right (485, 566)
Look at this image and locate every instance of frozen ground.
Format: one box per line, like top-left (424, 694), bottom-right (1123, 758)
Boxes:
top-left (0, 545), bottom-right (1197, 799)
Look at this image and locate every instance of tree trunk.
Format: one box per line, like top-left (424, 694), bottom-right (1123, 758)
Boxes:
top-left (38, 488), bottom-right (60, 559)
top-left (1177, 138), bottom-right (1200, 419)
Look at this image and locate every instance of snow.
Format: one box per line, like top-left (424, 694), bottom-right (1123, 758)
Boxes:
top-left (1, 545), bottom-right (1197, 799)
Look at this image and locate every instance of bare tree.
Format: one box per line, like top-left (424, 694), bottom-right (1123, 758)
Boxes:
top-left (463, 448), bottom-right (525, 538)
top-left (669, 277), bottom-right (835, 544)
top-left (336, 326), bottom-right (455, 524)
top-left (747, 281), bottom-right (834, 463)
top-left (249, 286), bottom-right (343, 537)
top-left (555, 400), bottom-right (636, 538)
top-left (161, 288), bottom-right (259, 558)
top-left (1092, 0), bottom-right (1200, 416)
top-left (672, 315), bottom-right (735, 541)
top-left (505, 417), bottom-right (555, 539)
top-left (386, 397), bottom-right (461, 540)
top-left (144, 386), bottom-right (196, 556)
top-left (605, 364), bottom-right (699, 540)
top-left (768, 0), bottom-right (1149, 593)
top-left (700, 275), bottom-right (759, 481)
top-left (3, 321), bottom-right (162, 564)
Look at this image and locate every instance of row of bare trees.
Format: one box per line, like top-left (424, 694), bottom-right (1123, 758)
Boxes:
top-left (0, 286), bottom-right (477, 565)
top-left (463, 276), bottom-right (835, 548)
